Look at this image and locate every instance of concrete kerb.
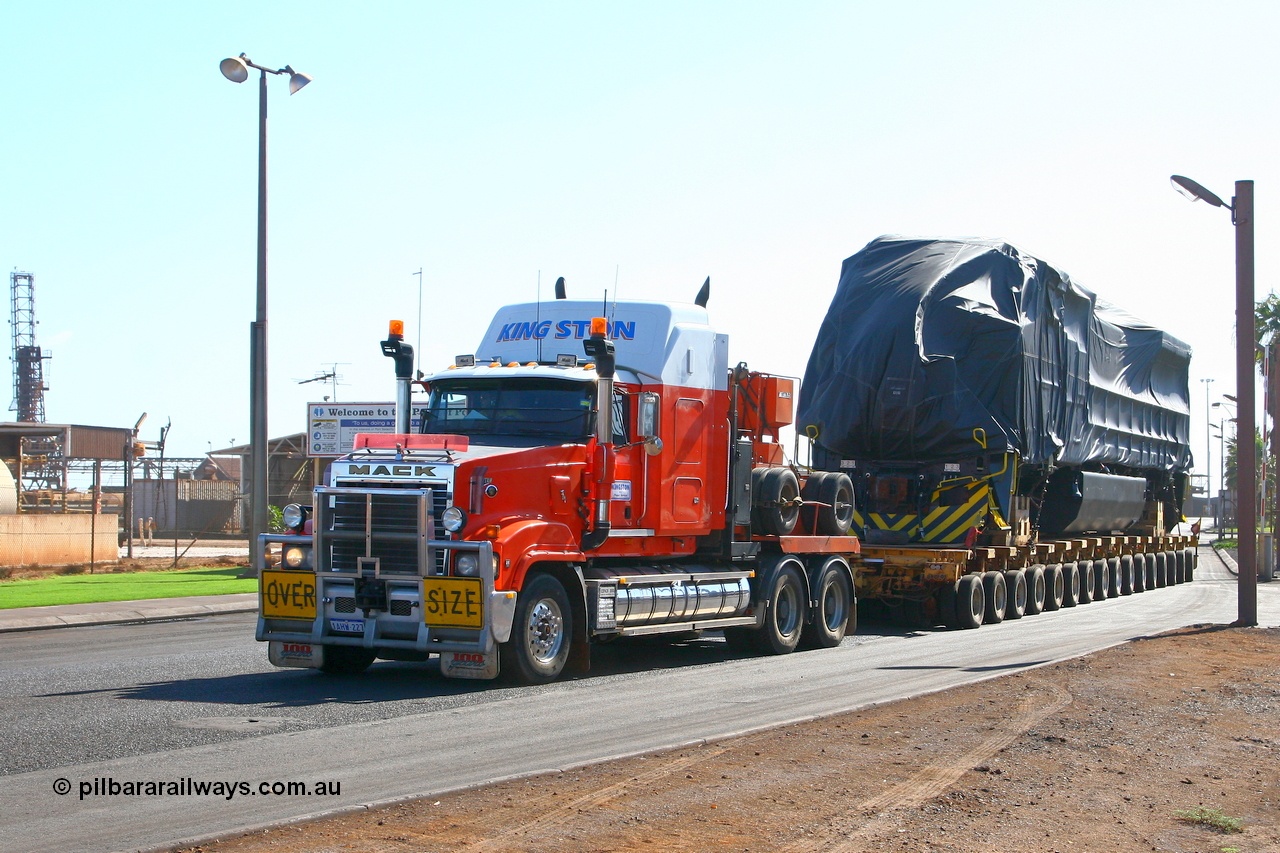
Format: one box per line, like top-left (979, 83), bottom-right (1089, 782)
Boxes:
top-left (0, 593), bottom-right (257, 633)
top-left (1208, 541), bottom-right (1239, 575)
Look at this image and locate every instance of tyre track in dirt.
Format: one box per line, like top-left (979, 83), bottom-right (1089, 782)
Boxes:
top-left (777, 677), bottom-right (1073, 853)
top-left (466, 747), bottom-right (730, 851)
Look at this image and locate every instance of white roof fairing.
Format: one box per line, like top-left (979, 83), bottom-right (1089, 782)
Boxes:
top-left (467, 299), bottom-right (728, 391)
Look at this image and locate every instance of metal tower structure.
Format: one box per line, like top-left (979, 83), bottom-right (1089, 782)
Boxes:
top-left (9, 270), bottom-right (61, 493)
top-left (10, 271), bottom-right (49, 422)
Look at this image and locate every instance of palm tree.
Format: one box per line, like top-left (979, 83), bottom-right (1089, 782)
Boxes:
top-left (1224, 428), bottom-right (1275, 532)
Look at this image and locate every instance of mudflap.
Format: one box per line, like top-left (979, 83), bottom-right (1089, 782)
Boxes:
top-left (268, 641), bottom-right (325, 669)
top-left (439, 651), bottom-right (500, 680)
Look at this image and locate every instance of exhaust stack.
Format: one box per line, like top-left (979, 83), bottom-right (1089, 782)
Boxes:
top-left (380, 320), bottom-right (416, 434)
top-left (580, 317), bottom-right (615, 550)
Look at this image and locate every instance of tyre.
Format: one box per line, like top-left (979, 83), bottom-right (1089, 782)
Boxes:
top-left (756, 561), bottom-right (807, 654)
top-left (802, 472), bottom-right (855, 536)
top-left (937, 580), bottom-right (960, 629)
top-left (1106, 557), bottom-right (1121, 598)
top-left (799, 472), bottom-right (828, 535)
top-left (1132, 553), bottom-right (1146, 593)
top-left (754, 468), bottom-right (801, 536)
top-left (1043, 563), bottom-right (1065, 611)
top-left (1154, 551), bottom-right (1168, 588)
top-left (319, 645), bottom-right (376, 675)
top-left (1077, 560), bottom-right (1095, 603)
top-left (955, 574), bottom-right (984, 629)
top-left (1060, 561), bottom-right (1080, 607)
top-left (1119, 555), bottom-right (1135, 595)
top-left (1185, 547), bottom-right (1197, 582)
top-left (800, 557), bottom-right (853, 649)
top-left (501, 573), bottom-right (572, 684)
top-left (982, 571), bottom-right (1007, 624)
top-left (1093, 559), bottom-right (1110, 600)
top-left (1173, 549), bottom-right (1186, 584)
top-left (1003, 570), bottom-right (1028, 620)
top-left (1143, 552), bottom-right (1157, 590)
top-left (1025, 564), bottom-right (1047, 615)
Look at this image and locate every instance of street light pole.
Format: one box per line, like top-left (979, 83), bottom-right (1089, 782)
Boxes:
top-left (221, 53), bottom-right (312, 568)
top-left (1171, 175), bottom-right (1257, 626)
top-left (1202, 377), bottom-right (1214, 517)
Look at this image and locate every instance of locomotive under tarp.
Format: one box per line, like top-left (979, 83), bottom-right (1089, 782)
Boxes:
top-left (799, 236), bottom-right (1193, 540)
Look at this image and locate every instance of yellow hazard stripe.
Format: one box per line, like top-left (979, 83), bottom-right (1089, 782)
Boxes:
top-left (853, 482), bottom-right (992, 544)
top-left (919, 484), bottom-right (989, 544)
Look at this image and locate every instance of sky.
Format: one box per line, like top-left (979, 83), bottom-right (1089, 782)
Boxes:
top-left (1, 1), bottom-right (1276, 496)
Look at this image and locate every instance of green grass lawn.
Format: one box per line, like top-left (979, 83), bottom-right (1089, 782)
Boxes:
top-left (0, 568), bottom-right (257, 609)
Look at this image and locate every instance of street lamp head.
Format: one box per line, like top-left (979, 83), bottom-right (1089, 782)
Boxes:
top-left (285, 67), bottom-right (313, 95)
top-left (220, 54), bottom-right (250, 84)
top-left (1170, 174), bottom-right (1230, 209)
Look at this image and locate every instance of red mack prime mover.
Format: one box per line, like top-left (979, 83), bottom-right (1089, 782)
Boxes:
top-left (256, 287), bottom-right (860, 683)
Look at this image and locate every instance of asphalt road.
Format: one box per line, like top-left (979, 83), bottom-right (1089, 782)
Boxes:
top-left (1, 549), bottom-right (1276, 853)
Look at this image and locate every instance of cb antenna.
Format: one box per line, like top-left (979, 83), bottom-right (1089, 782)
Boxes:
top-left (610, 265), bottom-right (619, 324)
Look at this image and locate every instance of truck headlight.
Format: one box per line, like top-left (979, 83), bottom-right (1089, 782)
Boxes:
top-left (284, 546), bottom-right (312, 569)
top-left (282, 503), bottom-right (308, 531)
top-left (455, 553), bottom-right (479, 576)
top-left (441, 506), bottom-right (467, 533)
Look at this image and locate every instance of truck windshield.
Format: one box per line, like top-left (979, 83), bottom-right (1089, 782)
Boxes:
top-left (420, 378), bottom-right (594, 442)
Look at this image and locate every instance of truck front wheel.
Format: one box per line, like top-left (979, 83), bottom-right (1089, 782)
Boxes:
top-left (501, 574), bottom-right (572, 685)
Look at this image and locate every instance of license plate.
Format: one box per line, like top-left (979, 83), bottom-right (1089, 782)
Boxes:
top-left (422, 577), bottom-right (483, 629)
top-left (329, 618), bottom-right (364, 633)
top-left (260, 570), bottom-right (317, 620)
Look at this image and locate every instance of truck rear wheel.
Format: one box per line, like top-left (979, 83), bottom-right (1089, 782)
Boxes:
top-left (501, 573), bottom-right (572, 685)
top-left (1060, 562), bottom-right (1080, 607)
top-left (1003, 570), bottom-right (1027, 620)
top-left (955, 574), bottom-right (984, 629)
top-left (1154, 552), bottom-right (1168, 587)
top-left (319, 646), bottom-right (376, 675)
top-left (1185, 547), bottom-right (1197, 581)
top-left (756, 561), bottom-right (807, 654)
top-left (1077, 561), bottom-right (1095, 603)
top-left (1119, 555), bottom-right (1135, 595)
top-left (1143, 552), bottom-right (1157, 590)
top-left (981, 571), bottom-right (1006, 624)
top-left (1092, 559), bottom-right (1109, 600)
top-left (1043, 563), bottom-right (1065, 611)
top-left (800, 558), bottom-right (853, 649)
top-left (1025, 564), bottom-right (1047, 615)
top-left (1106, 557), bottom-right (1121, 598)
top-left (1173, 549), bottom-right (1186, 584)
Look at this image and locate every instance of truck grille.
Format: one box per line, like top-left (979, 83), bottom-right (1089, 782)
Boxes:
top-left (319, 483), bottom-right (451, 575)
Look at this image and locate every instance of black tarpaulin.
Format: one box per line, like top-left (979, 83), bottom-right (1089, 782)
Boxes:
top-left (798, 236), bottom-right (1192, 472)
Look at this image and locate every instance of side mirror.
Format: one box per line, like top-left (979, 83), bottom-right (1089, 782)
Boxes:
top-left (637, 392), bottom-right (661, 439)
top-left (644, 436), bottom-right (664, 457)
